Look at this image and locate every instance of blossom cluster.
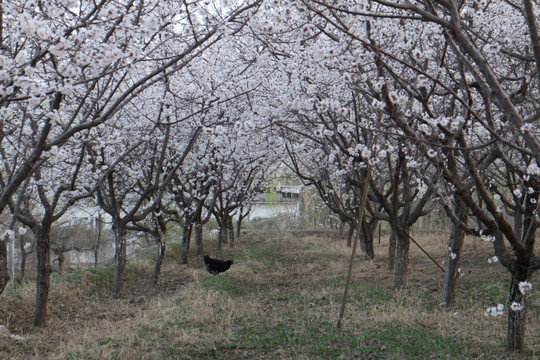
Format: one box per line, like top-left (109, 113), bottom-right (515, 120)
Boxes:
top-left (484, 304), bottom-right (504, 317)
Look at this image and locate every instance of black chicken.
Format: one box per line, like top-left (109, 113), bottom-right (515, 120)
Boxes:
top-left (203, 255), bottom-right (233, 275)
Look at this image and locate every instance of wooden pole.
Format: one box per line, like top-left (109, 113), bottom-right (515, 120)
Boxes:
top-left (337, 164), bottom-right (371, 329)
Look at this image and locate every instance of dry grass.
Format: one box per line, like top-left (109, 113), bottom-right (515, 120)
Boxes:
top-left (1, 230), bottom-right (539, 359)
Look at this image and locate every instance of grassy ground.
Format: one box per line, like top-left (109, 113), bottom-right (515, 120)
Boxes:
top-left (0, 230), bottom-right (539, 359)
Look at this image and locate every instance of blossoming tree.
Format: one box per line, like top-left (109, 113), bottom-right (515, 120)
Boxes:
top-left (298, 0), bottom-right (539, 351)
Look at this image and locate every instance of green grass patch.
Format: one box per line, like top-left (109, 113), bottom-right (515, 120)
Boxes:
top-left (48, 265), bottom-right (115, 296)
top-left (163, 241), bottom-right (203, 261)
top-left (65, 350), bottom-right (93, 360)
top-left (235, 245), bottom-right (326, 270)
top-left (458, 278), bottom-right (507, 305)
top-left (165, 242), bottom-right (182, 260)
top-left (525, 285), bottom-right (540, 314)
top-left (52, 262), bottom-right (150, 297)
top-left (229, 318), bottom-right (361, 359)
top-left (163, 347), bottom-right (183, 358)
top-left (131, 245), bottom-right (159, 261)
top-left (264, 289), bottom-right (303, 304)
top-left (235, 246), bottom-right (278, 261)
top-left (201, 275), bottom-right (250, 296)
top-left (51, 268), bottom-right (86, 284)
top-left (351, 282), bottom-right (394, 304)
top-left (316, 280), bottom-right (395, 310)
top-left (1, 282), bottom-right (29, 297)
top-left (79, 265), bottom-right (115, 291)
top-left (359, 325), bottom-right (468, 359)
top-left (417, 290), bottom-right (440, 311)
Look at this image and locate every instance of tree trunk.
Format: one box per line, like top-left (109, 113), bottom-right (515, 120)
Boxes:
top-left (441, 226), bottom-right (465, 307)
top-left (513, 212), bottom-right (523, 245)
top-left (441, 199), bottom-right (467, 307)
top-left (153, 233), bottom-right (166, 282)
top-left (388, 232), bottom-right (396, 271)
top-left (217, 226), bottom-right (227, 251)
top-left (34, 221), bottom-right (52, 327)
top-left (56, 251), bottom-right (65, 273)
top-left (346, 224), bottom-right (354, 248)
top-left (113, 221), bottom-right (127, 299)
top-left (93, 248), bottom-right (99, 269)
top-left (228, 216), bottom-right (235, 248)
top-left (223, 223), bottom-right (229, 246)
top-left (0, 239), bottom-right (9, 296)
top-left (394, 228), bottom-right (410, 289)
top-left (506, 188), bottom-right (537, 352)
top-left (180, 222), bottom-right (192, 264)
top-left (338, 220), bottom-right (345, 237)
top-left (506, 261), bottom-right (530, 352)
top-left (236, 213), bottom-right (245, 240)
top-left (361, 219), bottom-right (376, 259)
top-left (20, 241), bottom-right (27, 282)
top-left (194, 222), bottom-right (203, 255)
top-left (94, 213), bottom-right (102, 268)
top-left (359, 222), bottom-right (367, 254)
top-left (7, 235), bottom-right (15, 286)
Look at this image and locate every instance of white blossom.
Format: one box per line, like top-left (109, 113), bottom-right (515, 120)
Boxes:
top-left (323, 129), bottom-right (334, 137)
top-left (417, 74), bottom-right (430, 87)
top-left (141, 15), bottom-right (159, 31)
top-left (372, 81), bottom-right (383, 93)
top-left (518, 281), bottom-right (533, 295)
top-left (521, 123), bottom-right (537, 133)
top-left (427, 149), bottom-right (437, 158)
top-left (3, 230), bottom-right (15, 240)
top-left (484, 304), bottom-right (504, 317)
top-left (483, 43), bottom-right (501, 54)
top-left (527, 162), bottom-right (540, 175)
top-left (510, 302), bottom-right (524, 312)
top-left (412, 49), bottom-right (424, 62)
